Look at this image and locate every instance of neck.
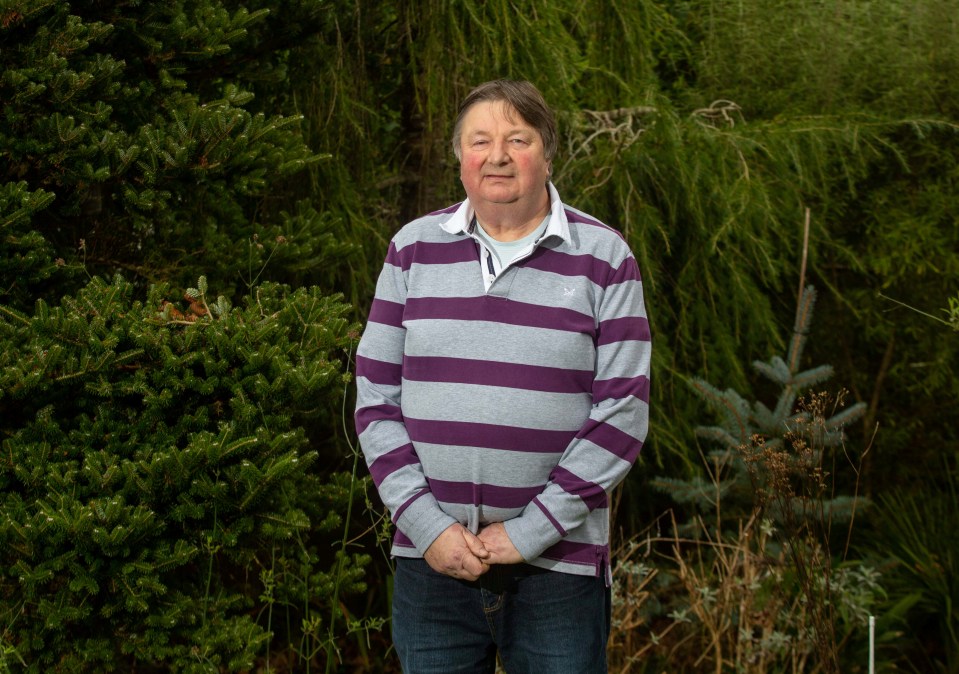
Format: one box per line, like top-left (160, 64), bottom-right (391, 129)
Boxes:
top-left (473, 189), bottom-right (550, 242)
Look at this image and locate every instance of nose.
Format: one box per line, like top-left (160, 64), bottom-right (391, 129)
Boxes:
top-left (488, 139), bottom-right (511, 165)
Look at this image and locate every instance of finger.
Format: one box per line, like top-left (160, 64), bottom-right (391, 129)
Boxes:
top-left (462, 529), bottom-right (490, 559)
top-left (461, 555), bottom-right (489, 579)
top-left (485, 550), bottom-right (504, 565)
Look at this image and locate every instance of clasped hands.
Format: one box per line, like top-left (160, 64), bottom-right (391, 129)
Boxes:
top-left (423, 522), bottom-right (523, 581)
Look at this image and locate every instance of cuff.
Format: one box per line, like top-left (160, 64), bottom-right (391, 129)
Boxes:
top-left (503, 500), bottom-right (565, 562)
top-left (395, 492), bottom-right (458, 555)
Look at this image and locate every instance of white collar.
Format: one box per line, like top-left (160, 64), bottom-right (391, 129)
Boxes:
top-left (439, 181), bottom-right (571, 244)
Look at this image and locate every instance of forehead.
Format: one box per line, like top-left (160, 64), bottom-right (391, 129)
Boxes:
top-left (461, 100), bottom-right (537, 135)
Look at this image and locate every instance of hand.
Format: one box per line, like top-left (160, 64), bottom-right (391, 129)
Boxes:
top-left (478, 522), bottom-right (524, 565)
top-left (423, 523), bottom-right (491, 580)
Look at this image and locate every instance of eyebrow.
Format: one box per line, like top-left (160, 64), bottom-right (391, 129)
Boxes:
top-left (466, 128), bottom-right (534, 139)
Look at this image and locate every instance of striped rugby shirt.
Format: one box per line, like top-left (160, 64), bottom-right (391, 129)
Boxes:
top-left (355, 182), bottom-right (651, 580)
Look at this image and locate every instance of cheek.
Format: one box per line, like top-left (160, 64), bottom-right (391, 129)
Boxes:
top-left (460, 156), bottom-right (485, 181)
top-left (515, 155), bottom-right (549, 179)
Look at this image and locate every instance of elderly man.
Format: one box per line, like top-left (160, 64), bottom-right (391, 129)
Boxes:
top-left (354, 79), bottom-right (651, 673)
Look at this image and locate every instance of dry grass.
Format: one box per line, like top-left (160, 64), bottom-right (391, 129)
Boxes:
top-left (608, 394), bottom-right (878, 673)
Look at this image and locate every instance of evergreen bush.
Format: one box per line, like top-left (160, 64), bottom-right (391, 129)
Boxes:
top-left (653, 286), bottom-right (868, 531)
top-left (0, 276), bottom-right (367, 671)
top-left (0, 0), bottom-right (352, 310)
top-left (636, 287), bottom-right (878, 672)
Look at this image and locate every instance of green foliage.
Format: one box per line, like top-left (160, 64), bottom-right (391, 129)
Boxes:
top-left (879, 289), bottom-right (959, 332)
top-left (866, 466), bottom-right (959, 673)
top-left (653, 286), bottom-right (868, 529)
top-left (684, 0), bottom-right (959, 117)
top-left (288, 0), bottom-right (959, 487)
top-left (2, 0), bottom-right (958, 669)
top-left (650, 0), bottom-right (959, 496)
top-left (280, 0), bottom-right (959, 660)
top-left (281, 7), bottom-right (958, 664)
top-left (638, 287), bottom-right (875, 672)
top-left (0, 275), bottom-right (367, 671)
top-left (220, 8), bottom-right (941, 558)
top-left (809, 121), bottom-right (959, 492)
top-left (0, 1), bottom-right (354, 310)
top-left (947, 293), bottom-right (959, 331)
top-left (0, 181), bottom-right (61, 307)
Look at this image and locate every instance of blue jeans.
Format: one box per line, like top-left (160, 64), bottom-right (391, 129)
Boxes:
top-left (392, 557), bottom-right (611, 674)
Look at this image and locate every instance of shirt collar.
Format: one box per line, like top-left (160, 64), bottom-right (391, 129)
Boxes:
top-left (439, 181), bottom-right (571, 244)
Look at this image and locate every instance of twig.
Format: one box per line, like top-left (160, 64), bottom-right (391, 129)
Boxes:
top-left (878, 292), bottom-right (955, 327)
top-left (796, 207), bottom-right (811, 323)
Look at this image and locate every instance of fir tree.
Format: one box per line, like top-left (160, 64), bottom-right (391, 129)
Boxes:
top-left (650, 287), bottom-right (873, 673)
top-left (0, 275), bottom-right (367, 671)
top-left (654, 286), bottom-right (868, 530)
top-left (1, 2), bottom-right (374, 669)
top-left (0, 0), bottom-right (355, 311)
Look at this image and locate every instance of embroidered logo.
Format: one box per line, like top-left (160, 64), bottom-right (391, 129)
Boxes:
top-left (563, 287), bottom-right (576, 297)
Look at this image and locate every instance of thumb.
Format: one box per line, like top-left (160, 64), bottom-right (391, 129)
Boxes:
top-left (462, 528), bottom-right (490, 559)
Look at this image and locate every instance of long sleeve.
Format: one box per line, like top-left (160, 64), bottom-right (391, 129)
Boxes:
top-left (354, 240), bottom-right (457, 554)
top-left (502, 252), bottom-right (651, 562)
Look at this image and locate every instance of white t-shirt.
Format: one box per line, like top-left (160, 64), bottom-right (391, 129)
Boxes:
top-left (474, 215), bottom-right (550, 286)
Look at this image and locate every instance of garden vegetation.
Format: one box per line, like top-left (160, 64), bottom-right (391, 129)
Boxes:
top-left (1, 0), bottom-right (957, 671)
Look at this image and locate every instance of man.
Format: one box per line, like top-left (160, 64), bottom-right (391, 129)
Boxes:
top-left (354, 79), bottom-right (651, 673)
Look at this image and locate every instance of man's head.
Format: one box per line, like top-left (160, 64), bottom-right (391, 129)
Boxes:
top-left (455, 81), bottom-right (554, 221)
top-left (452, 80), bottom-right (557, 164)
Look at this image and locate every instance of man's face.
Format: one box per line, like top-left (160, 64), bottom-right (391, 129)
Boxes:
top-left (458, 100), bottom-right (550, 213)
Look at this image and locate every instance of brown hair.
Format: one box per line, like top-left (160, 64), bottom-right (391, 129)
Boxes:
top-left (451, 79), bottom-right (558, 162)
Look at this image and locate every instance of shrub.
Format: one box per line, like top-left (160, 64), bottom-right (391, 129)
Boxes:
top-left (0, 1), bottom-right (351, 311)
top-left (0, 275), bottom-right (367, 672)
top-left (866, 466), bottom-right (959, 673)
top-left (617, 286), bottom-right (881, 673)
